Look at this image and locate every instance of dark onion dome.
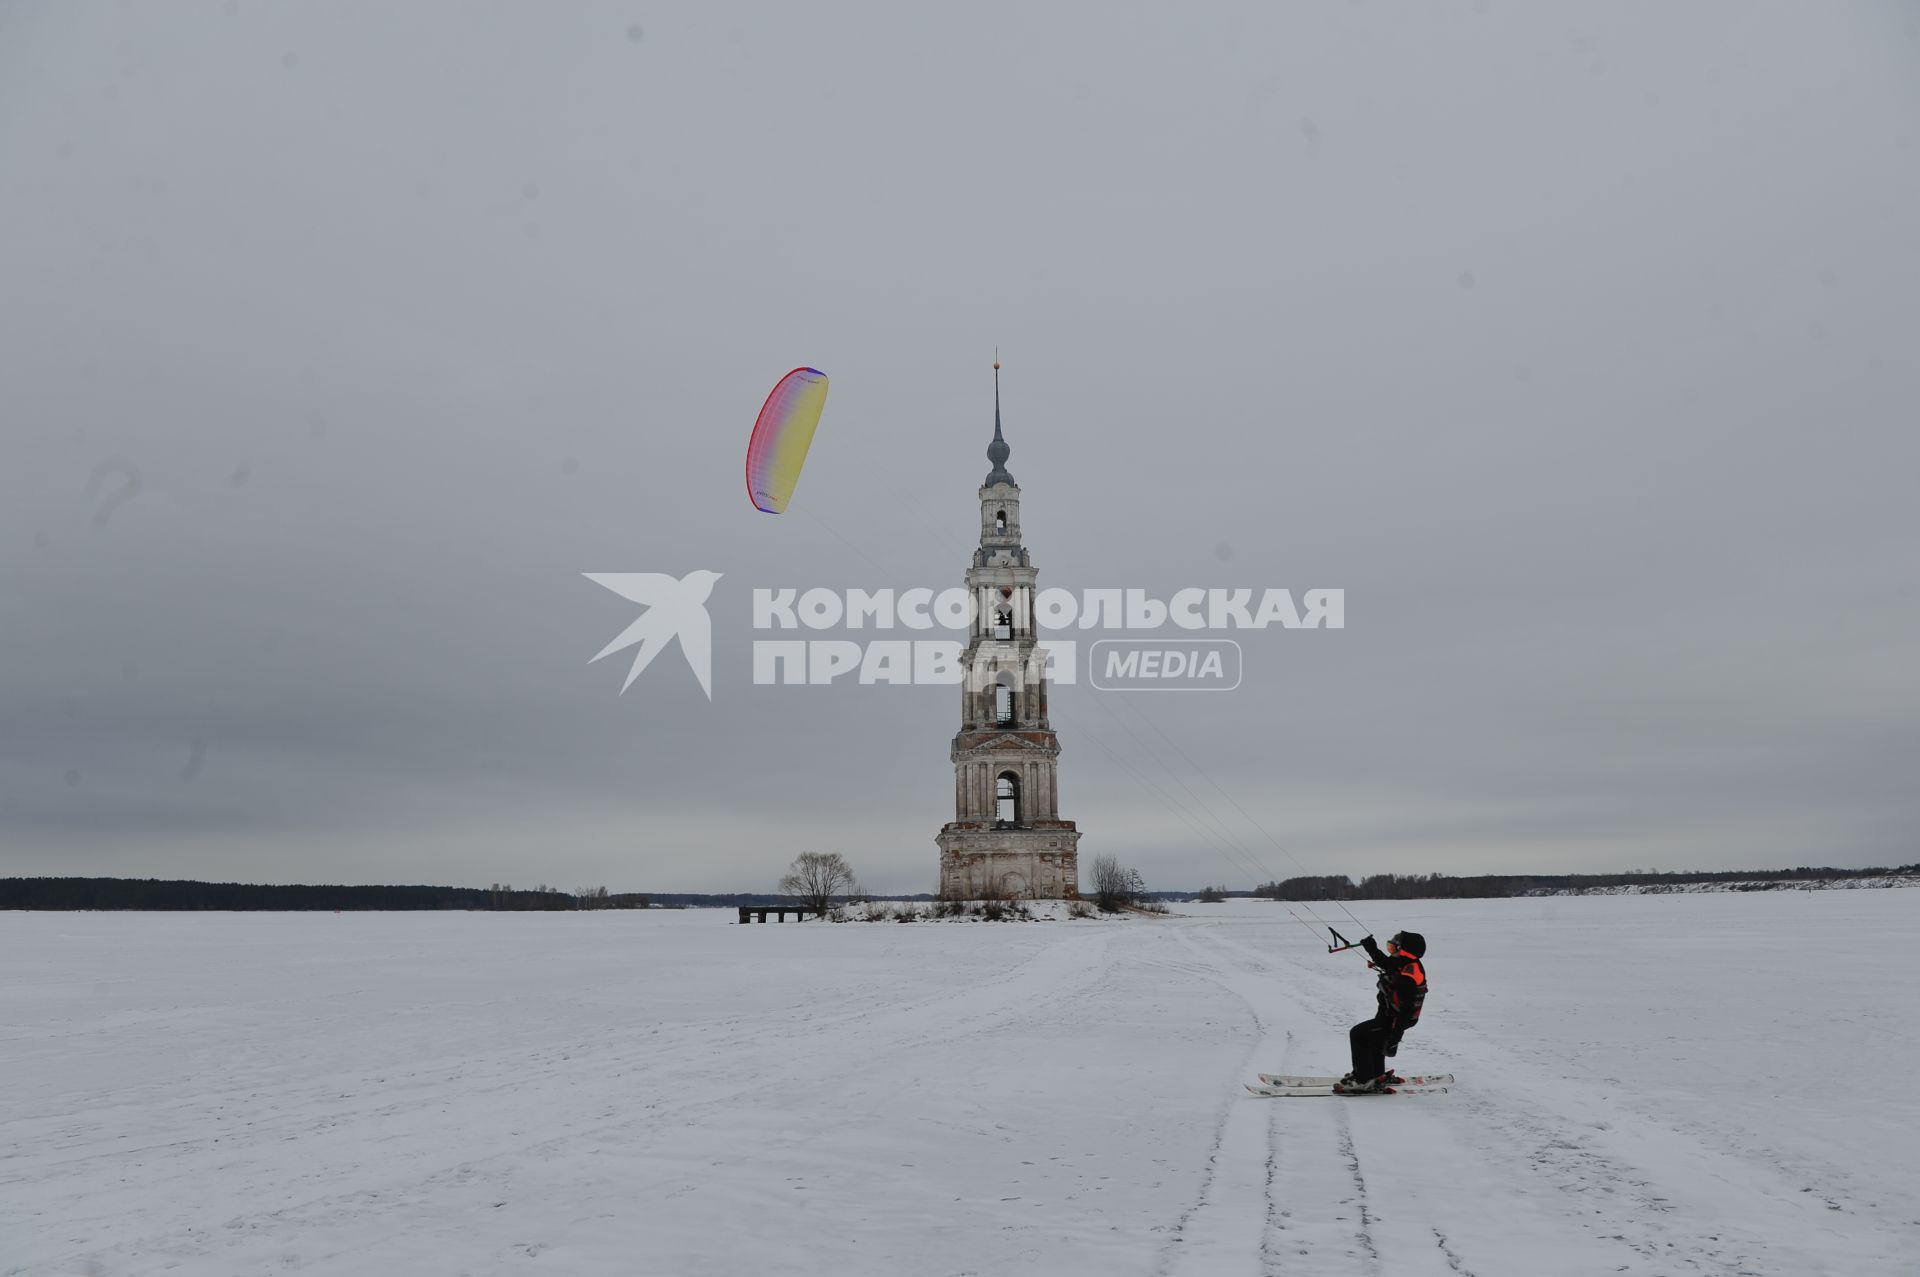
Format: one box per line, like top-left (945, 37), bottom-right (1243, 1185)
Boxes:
top-left (985, 359), bottom-right (1015, 486)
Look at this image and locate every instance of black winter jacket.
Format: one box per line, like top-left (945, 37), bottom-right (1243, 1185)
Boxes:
top-left (1360, 936), bottom-right (1427, 1031)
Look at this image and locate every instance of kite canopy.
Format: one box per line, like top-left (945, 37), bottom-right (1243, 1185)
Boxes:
top-left (744, 367), bottom-right (829, 514)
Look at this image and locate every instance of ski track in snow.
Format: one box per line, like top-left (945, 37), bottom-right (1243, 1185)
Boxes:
top-left (4, 894), bottom-right (1918, 1276)
top-left (1193, 917), bottom-right (1903, 1277)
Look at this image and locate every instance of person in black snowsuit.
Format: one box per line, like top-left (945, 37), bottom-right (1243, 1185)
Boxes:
top-left (1339, 931), bottom-right (1427, 1093)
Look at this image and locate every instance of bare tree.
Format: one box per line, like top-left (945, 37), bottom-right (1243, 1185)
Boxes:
top-left (1090, 854), bottom-right (1145, 913)
top-left (779, 852), bottom-right (860, 918)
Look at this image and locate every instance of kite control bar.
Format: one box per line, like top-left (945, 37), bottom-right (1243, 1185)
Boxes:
top-left (1281, 910), bottom-right (1377, 957)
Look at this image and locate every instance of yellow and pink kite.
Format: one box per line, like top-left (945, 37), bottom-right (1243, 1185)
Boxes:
top-left (744, 367), bottom-right (829, 514)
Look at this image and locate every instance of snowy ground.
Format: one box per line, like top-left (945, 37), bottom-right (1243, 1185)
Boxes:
top-left (5, 892), bottom-right (1918, 1277)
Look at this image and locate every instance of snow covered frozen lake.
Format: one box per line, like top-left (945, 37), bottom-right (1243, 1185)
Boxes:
top-left (5, 891), bottom-right (1917, 1276)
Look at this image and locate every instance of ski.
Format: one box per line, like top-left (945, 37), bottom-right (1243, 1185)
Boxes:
top-left (1245, 1082), bottom-right (1450, 1098)
top-left (1257, 1072), bottom-right (1453, 1088)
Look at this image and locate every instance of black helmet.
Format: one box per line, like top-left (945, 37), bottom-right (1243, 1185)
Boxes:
top-left (1390, 930), bottom-right (1426, 958)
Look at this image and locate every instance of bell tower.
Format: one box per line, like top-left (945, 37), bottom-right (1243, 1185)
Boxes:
top-left (936, 361), bottom-right (1081, 899)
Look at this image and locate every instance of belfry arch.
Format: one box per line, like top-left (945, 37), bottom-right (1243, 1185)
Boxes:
top-left (996, 771), bottom-right (1021, 826)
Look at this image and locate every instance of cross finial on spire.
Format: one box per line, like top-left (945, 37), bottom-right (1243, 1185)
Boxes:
top-left (986, 351), bottom-right (1014, 486)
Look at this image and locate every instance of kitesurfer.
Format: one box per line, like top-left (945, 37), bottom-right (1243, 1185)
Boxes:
top-left (1335, 931), bottom-right (1428, 1094)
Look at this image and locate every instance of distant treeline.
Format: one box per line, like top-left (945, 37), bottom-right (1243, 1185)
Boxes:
top-left (1253, 866), bottom-right (1920, 901)
top-left (12, 870), bottom-right (1915, 912)
top-left (0, 878), bottom-right (651, 912)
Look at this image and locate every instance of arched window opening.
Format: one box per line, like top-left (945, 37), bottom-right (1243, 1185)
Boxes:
top-left (994, 509), bottom-right (1008, 534)
top-left (995, 679), bottom-right (1016, 725)
top-left (994, 606), bottom-right (1013, 639)
top-left (996, 772), bottom-right (1021, 826)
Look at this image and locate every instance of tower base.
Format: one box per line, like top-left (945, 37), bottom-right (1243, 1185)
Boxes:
top-left (936, 823), bottom-right (1080, 899)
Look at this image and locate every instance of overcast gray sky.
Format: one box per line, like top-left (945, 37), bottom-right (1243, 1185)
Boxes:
top-left (3, 1), bottom-right (1917, 894)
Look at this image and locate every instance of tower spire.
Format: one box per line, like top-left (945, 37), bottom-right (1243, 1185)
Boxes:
top-left (986, 352), bottom-right (1015, 486)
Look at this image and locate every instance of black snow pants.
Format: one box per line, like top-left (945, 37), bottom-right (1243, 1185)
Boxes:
top-left (1348, 1013), bottom-right (1400, 1080)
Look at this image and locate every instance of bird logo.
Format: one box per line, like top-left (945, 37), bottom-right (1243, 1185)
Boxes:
top-left (583, 570), bottom-right (723, 697)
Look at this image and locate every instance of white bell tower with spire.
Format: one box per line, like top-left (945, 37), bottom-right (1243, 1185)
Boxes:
top-left (936, 360), bottom-right (1081, 899)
